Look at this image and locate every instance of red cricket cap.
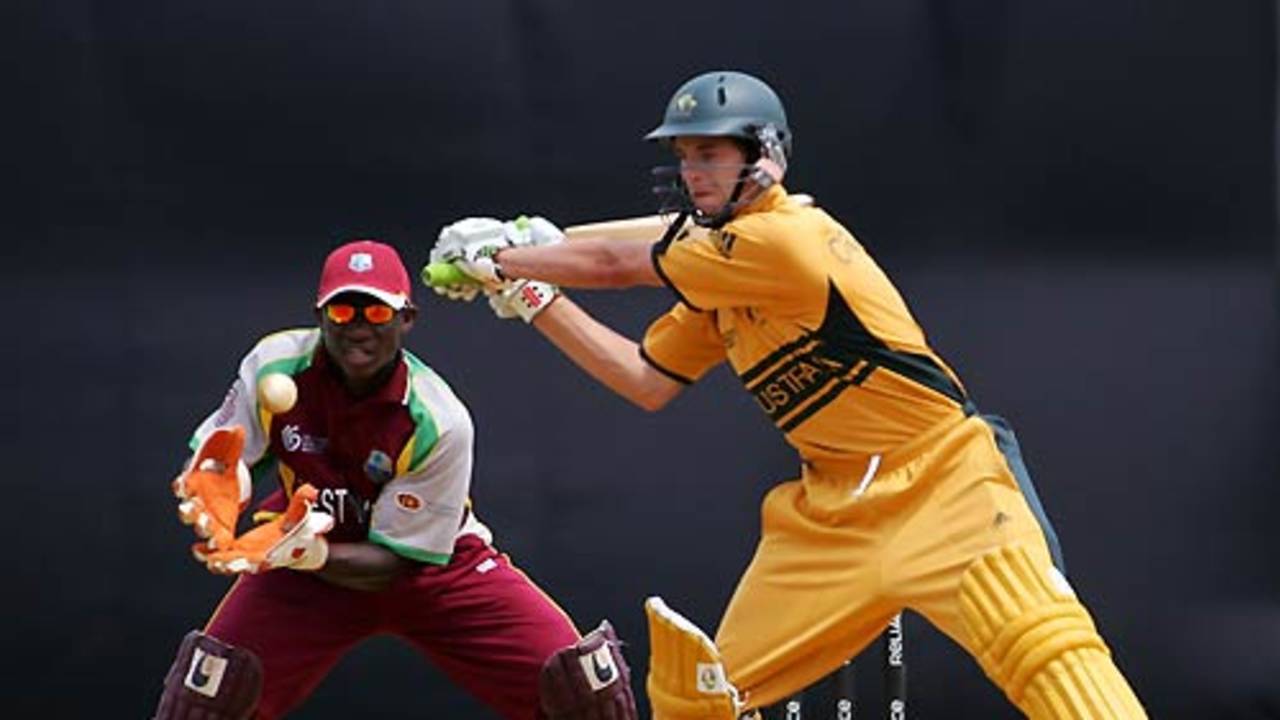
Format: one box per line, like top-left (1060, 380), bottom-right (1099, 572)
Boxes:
top-left (316, 240), bottom-right (413, 309)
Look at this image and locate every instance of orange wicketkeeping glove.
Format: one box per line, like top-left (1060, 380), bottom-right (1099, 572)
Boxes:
top-left (198, 484), bottom-right (334, 574)
top-left (173, 426), bottom-right (252, 554)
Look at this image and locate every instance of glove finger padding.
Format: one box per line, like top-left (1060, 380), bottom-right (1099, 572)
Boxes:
top-left (504, 215), bottom-right (565, 248)
top-left (539, 620), bottom-right (638, 720)
top-left (432, 283), bottom-right (481, 302)
top-left (203, 484), bottom-right (333, 574)
top-left (173, 426), bottom-right (252, 550)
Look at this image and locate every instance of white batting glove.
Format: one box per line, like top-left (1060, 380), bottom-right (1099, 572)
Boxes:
top-left (486, 279), bottom-right (560, 323)
top-left (505, 215), bottom-right (565, 249)
top-left (433, 215), bottom-right (566, 287)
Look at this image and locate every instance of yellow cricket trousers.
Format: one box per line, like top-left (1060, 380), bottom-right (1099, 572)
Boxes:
top-left (714, 414), bottom-right (1145, 717)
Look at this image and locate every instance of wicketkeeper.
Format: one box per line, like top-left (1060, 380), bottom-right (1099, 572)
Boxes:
top-left (154, 239), bottom-right (638, 720)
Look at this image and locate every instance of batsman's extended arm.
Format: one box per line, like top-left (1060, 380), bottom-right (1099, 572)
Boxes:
top-left (530, 296), bottom-right (682, 411)
top-left (499, 236), bottom-right (661, 289)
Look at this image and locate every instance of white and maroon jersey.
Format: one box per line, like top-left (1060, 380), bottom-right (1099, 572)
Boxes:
top-left (189, 328), bottom-right (491, 565)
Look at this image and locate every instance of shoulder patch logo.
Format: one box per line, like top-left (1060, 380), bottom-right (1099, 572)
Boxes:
top-left (395, 491), bottom-right (423, 512)
top-left (348, 252), bottom-right (374, 272)
top-left (364, 450), bottom-right (394, 484)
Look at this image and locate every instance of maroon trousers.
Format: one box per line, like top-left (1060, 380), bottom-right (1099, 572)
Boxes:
top-left (204, 535), bottom-right (579, 719)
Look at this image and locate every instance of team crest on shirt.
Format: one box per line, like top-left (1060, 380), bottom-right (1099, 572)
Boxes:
top-left (364, 449), bottom-right (394, 484)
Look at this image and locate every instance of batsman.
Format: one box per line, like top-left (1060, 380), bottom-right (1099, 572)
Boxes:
top-left (428, 70), bottom-right (1148, 718)
top-left (153, 240), bottom-right (639, 719)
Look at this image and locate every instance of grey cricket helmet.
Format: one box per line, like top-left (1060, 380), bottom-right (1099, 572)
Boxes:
top-left (644, 70), bottom-right (792, 158)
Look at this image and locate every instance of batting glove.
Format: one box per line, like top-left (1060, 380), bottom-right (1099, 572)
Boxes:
top-left (173, 426), bottom-right (252, 552)
top-left (486, 279), bottom-right (560, 323)
top-left (432, 215), bottom-right (566, 288)
top-left (198, 484), bottom-right (333, 574)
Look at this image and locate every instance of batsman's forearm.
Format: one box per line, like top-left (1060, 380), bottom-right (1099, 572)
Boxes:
top-left (312, 541), bottom-right (415, 592)
top-left (531, 298), bottom-right (680, 411)
top-left (497, 239), bottom-right (660, 288)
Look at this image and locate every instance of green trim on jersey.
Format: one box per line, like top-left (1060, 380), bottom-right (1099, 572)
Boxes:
top-left (369, 529), bottom-right (451, 565)
top-left (256, 352), bottom-right (314, 385)
top-left (401, 351), bottom-right (442, 472)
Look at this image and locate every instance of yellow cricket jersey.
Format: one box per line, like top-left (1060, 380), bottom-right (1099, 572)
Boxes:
top-left (644, 185), bottom-right (971, 475)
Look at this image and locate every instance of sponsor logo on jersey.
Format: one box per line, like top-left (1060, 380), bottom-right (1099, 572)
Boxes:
top-left (363, 449), bottom-right (394, 484)
top-left (348, 252), bottom-right (373, 272)
top-left (280, 424), bottom-right (327, 454)
top-left (578, 645), bottom-right (619, 691)
top-left (395, 491), bottom-right (423, 512)
top-left (184, 647), bottom-right (228, 698)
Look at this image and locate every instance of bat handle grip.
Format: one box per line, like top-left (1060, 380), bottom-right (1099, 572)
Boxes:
top-left (420, 262), bottom-right (478, 287)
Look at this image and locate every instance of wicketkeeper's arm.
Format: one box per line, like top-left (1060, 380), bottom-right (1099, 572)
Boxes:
top-left (530, 296), bottom-right (683, 412)
top-left (313, 541), bottom-right (417, 592)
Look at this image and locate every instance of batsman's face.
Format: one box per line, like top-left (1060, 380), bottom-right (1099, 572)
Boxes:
top-left (673, 136), bottom-right (749, 215)
top-left (318, 292), bottom-right (417, 391)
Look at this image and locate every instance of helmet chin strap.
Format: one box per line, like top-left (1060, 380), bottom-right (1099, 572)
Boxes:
top-left (693, 124), bottom-right (789, 228)
top-left (652, 123), bottom-right (788, 229)
top-left (694, 167), bottom-right (750, 229)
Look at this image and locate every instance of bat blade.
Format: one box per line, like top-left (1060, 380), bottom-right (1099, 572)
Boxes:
top-left (563, 193), bottom-right (814, 243)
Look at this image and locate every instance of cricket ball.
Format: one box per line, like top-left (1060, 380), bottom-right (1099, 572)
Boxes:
top-left (258, 373), bottom-right (297, 414)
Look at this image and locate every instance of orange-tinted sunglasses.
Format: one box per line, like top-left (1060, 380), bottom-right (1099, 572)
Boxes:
top-left (324, 302), bottom-right (397, 325)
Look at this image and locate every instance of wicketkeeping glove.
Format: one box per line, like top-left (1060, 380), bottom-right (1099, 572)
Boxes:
top-left (198, 484), bottom-right (334, 574)
top-left (173, 426), bottom-right (252, 553)
top-left (486, 279), bottom-right (560, 323)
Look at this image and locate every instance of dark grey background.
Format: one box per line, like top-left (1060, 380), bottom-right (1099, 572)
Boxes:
top-left (6, 1), bottom-right (1276, 718)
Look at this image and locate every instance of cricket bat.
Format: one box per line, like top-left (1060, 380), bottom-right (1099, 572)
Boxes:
top-left (420, 194), bottom-right (814, 287)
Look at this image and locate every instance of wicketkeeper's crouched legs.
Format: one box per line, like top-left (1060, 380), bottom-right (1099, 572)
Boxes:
top-left (957, 544), bottom-right (1146, 719)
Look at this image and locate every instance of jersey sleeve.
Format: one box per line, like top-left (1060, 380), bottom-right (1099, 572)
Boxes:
top-left (640, 302), bottom-right (725, 384)
top-left (652, 222), bottom-right (806, 312)
top-left (368, 363), bottom-right (474, 565)
top-left (187, 329), bottom-right (318, 470)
